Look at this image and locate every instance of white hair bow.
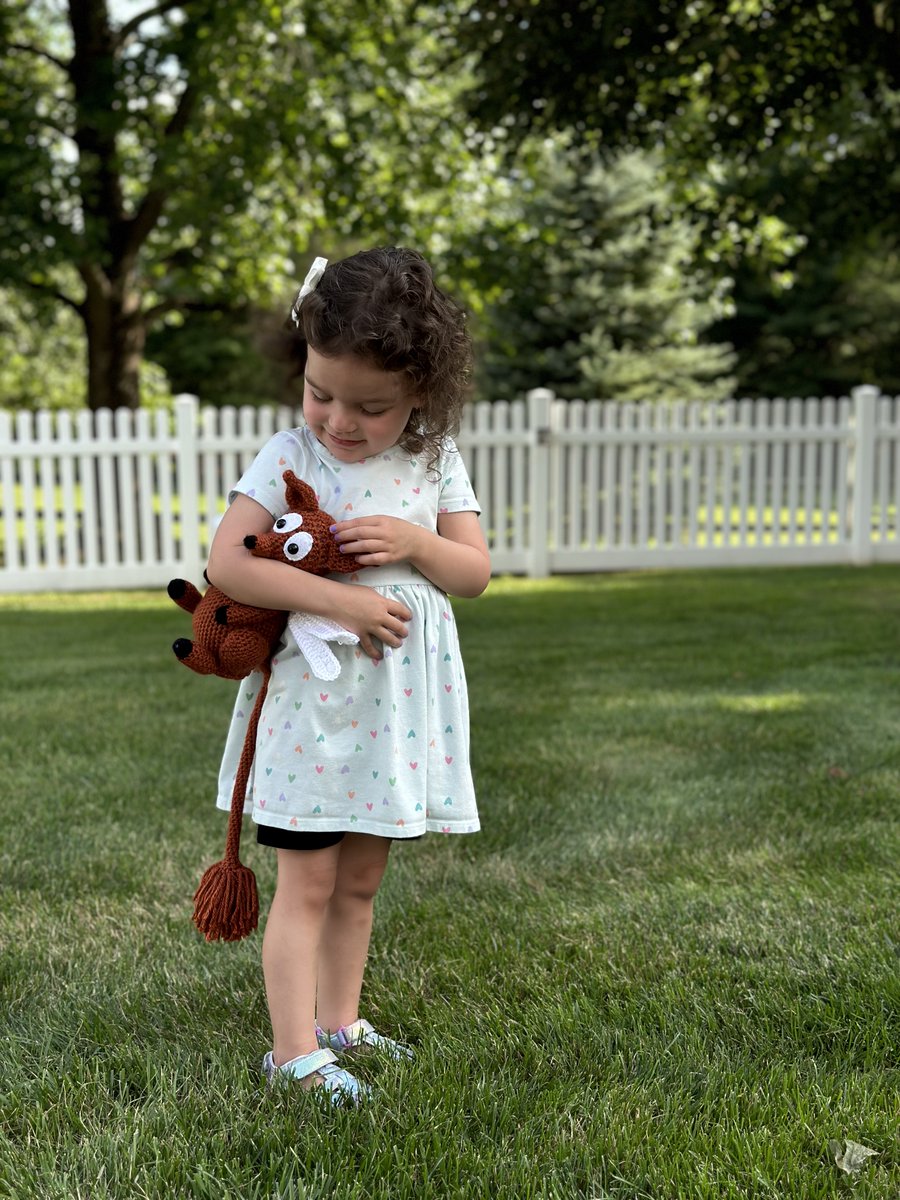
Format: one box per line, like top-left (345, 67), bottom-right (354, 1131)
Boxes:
top-left (290, 256), bottom-right (328, 326)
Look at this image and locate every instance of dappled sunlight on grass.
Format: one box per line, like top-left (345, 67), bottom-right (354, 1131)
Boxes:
top-left (716, 690), bottom-right (810, 713)
top-left (0, 588), bottom-right (168, 611)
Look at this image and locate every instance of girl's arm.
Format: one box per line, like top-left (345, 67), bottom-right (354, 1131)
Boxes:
top-left (330, 511), bottom-right (491, 598)
top-left (206, 494), bottom-right (412, 660)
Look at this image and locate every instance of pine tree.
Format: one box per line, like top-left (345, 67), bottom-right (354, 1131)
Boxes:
top-left (476, 145), bottom-right (736, 402)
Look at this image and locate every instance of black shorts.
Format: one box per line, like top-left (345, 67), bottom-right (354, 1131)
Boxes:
top-left (255, 825), bottom-right (424, 851)
top-left (256, 826), bottom-right (345, 851)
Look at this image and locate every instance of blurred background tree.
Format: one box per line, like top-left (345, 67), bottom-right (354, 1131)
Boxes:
top-left (0, 0), bottom-right (489, 409)
top-left (453, 0), bottom-right (900, 398)
top-left (449, 139), bottom-right (736, 403)
top-left (0, 0), bottom-right (897, 408)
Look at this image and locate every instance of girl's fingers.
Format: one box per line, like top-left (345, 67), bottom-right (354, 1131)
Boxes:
top-left (339, 537), bottom-right (385, 556)
top-left (378, 607), bottom-right (410, 646)
top-left (345, 591), bottom-right (411, 657)
top-left (360, 627), bottom-right (403, 660)
top-left (360, 637), bottom-right (382, 661)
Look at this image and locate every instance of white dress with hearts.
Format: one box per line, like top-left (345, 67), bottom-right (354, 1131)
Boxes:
top-left (215, 423), bottom-right (481, 838)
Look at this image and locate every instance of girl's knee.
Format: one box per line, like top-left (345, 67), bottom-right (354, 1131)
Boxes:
top-left (333, 841), bottom-right (391, 903)
top-left (332, 865), bottom-right (382, 905)
top-left (274, 846), bottom-right (339, 909)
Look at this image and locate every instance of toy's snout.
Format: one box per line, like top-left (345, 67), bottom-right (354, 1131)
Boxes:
top-left (246, 528), bottom-right (314, 564)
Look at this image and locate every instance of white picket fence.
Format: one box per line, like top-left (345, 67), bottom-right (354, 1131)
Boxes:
top-left (0, 384), bottom-right (897, 592)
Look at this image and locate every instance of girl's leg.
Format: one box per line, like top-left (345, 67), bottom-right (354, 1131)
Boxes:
top-left (315, 834), bottom-right (392, 1034)
top-left (263, 843), bottom-right (342, 1068)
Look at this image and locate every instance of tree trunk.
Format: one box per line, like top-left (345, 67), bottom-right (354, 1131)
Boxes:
top-left (69, 0), bottom-right (149, 411)
top-left (81, 267), bottom-right (146, 410)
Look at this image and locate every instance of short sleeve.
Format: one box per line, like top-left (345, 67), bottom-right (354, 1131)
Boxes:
top-left (228, 430), bottom-right (306, 517)
top-left (437, 439), bottom-right (481, 516)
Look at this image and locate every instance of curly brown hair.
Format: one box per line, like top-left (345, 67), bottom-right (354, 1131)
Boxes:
top-left (290, 247), bottom-right (472, 469)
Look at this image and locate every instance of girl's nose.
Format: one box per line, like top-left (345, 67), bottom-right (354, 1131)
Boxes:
top-left (329, 405), bottom-right (357, 433)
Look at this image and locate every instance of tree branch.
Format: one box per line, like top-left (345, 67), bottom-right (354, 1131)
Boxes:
top-left (143, 297), bottom-right (230, 324)
top-left (29, 111), bottom-right (77, 141)
top-left (24, 279), bottom-right (84, 313)
top-left (115, 0), bottom-right (185, 46)
top-left (162, 78), bottom-right (197, 141)
top-left (68, 0), bottom-right (126, 225)
top-left (7, 41), bottom-right (69, 71)
top-left (122, 81), bottom-right (197, 264)
top-left (158, 237), bottom-right (207, 269)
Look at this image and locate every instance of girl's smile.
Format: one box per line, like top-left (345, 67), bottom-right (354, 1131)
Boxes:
top-left (303, 347), bottom-right (420, 462)
top-left (328, 433), bottom-right (365, 449)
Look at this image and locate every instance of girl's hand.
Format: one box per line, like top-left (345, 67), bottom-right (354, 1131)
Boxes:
top-left (331, 515), bottom-right (423, 567)
top-left (332, 584), bottom-right (412, 662)
top-left (333, 510), bottom-right (491, 598)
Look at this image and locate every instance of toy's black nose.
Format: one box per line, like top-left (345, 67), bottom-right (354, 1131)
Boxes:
top-left (244, 534), bottom-right (257, 549)
top-left (172, 638), bottom-right (193, 660)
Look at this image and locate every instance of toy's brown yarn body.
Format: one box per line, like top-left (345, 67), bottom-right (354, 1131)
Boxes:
top-left (168, 471), bottom-right (363, 941)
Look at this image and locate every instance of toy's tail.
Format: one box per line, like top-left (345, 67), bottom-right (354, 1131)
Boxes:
top-left (192, 668), bottom-right (269, 942)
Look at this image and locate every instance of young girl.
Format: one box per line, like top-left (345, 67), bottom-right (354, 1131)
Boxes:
top-left (206, 247), bottom-right (490, 1105)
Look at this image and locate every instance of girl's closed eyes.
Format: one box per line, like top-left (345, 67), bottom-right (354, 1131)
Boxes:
top-left (302, 351), bottom-right (421, 462)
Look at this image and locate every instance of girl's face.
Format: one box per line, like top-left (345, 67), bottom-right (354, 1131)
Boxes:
top-left (302, 347), bottom-right (420, 463)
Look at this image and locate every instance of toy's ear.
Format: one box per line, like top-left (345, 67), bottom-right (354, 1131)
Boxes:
top-left (282, 470), bottom-right (319, 513)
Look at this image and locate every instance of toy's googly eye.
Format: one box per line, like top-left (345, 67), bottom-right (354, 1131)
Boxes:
top-left (274, 513), bottom-right (304, 534)
top-left (283, 531), bottom-right (313, 562)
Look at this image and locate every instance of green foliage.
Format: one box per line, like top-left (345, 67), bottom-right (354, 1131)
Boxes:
top-left (0, 291), bottom-right (86, 410)
top-left (462, 142), bottom-right (736, 402)
top-left (144, 307), bottom-right (285, 408)
top-left (457, 1), bottom-right (899, 204)
top-left (456, 1), bottom-right (900, 397)
top-left (1, 2), bottom-right (331, 299)
top-left (0, 288), bottom-right (173, 411)
top-left (0, 0), bottom-right (493, 311)
top-left (713, 241), bottom-right (900, 398)
top-left (0, 1), bottom-right (497, 407)
top-left (4, 1), bottom-right (897, 408)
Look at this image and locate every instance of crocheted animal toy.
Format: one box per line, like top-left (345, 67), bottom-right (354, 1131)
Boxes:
top-left (168, 470), bottom-right (364, 942)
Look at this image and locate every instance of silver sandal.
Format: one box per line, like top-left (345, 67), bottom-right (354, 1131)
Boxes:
top-left (262, 1047), bottom-right (369, 1105)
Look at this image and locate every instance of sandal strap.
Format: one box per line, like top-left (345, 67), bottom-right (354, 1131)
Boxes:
top-left (263, 1048), bottom-right (337, 1081)
top-left (316, 1059), bottom-right (368, 1103)
top-left (317, 1018), bottom-right (415, 1060)
top-left (262, 1048), bottom-right (367, 1104)
top-left (317, 1019), bottom-right (375, 1052)
top-left (275, 1048), bottom-right (339, 1078)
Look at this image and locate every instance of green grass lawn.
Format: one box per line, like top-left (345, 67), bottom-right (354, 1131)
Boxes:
top-left (0, 568), bottom-right (897, 1199)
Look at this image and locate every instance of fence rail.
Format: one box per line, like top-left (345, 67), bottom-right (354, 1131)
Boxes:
top-left (0, 384), bottom-right (896, 591)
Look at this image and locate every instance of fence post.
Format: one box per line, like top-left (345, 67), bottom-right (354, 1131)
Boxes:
top-left (526, 388), bottom-right (554, 577)
top-left (850, 384), bottom-right (878, 566)
top-left (0, 408), bottom-right (18, 576)
top-left (175, 394), bottom-right (203, 583)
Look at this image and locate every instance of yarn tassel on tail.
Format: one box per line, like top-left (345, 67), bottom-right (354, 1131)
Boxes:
top-left (193, 670), bottom-right (269, 941)
top-left (192, 857), bottom-right (258, 942)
